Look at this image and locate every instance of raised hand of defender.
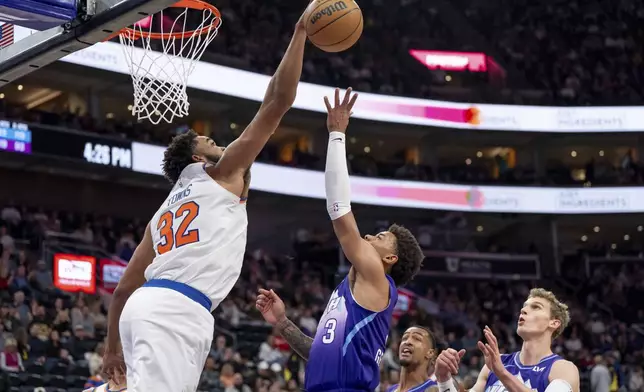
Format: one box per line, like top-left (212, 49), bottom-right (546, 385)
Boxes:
top-left (256, 288), bottom-right (287, 326)
top-left (324, 87), bottom-right (359, 133)
top-left (435, 348), bottom-right (466, 382)
top-left (478, 325), bottom-right (504, 374)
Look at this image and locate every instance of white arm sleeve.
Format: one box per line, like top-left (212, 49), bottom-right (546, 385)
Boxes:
top-left (545, 379), bottom-right (573, 392)
top-left (325, 132), bottom-right (351, 220)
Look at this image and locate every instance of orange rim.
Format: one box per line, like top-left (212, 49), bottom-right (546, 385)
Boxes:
top-left (114, 0), bottom-right (221, 41)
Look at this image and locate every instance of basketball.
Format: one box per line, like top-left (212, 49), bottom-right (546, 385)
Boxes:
top-left (305, 0), bottom-right (363, 53)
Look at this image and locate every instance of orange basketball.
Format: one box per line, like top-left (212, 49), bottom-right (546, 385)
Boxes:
top-left (305, 0), bottom-right (363, 53)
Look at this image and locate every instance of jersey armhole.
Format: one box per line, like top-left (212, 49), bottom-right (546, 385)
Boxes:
top-left (202, 163), bottom-right (243, 204)
top-left (347, 274), bottom-right (397, 314)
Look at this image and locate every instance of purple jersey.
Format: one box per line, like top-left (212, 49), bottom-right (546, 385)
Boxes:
top-left (484, 352), bottom-right (562, 392)
top-left (304, 274), bottom-right (398, 392)
top-left (387, 379), bottom-right (437, 392)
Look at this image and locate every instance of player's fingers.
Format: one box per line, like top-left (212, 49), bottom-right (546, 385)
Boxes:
top-left (477, 341), bottom-right (489, 356)
top-left (324, 96), bottom-right (332, 112)
top-left (269, 289), bottom-right (281, 301)
top-left (342, 87), bottom-right (352, 106)
top-left (258, 288), bottom-right (270, 295)
top-left (334, 88), bottom-right (340, 107)
top-left (437, 356), bottom-right (457, 374)
top-left (348, 92), bottom-right (359, 111)
top-left (484, 329), bottom-right (498, 349)
top-left (458, 349), bottom-right (466, 359)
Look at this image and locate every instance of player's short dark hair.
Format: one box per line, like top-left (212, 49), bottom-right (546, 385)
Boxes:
top-left (388, 224), bottom-right (424, 287)
top-left (162, 130), bottom-right (199, 185)
top-left (408, 325), bottom-right (437, 350)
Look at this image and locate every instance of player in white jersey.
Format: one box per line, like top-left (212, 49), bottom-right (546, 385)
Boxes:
top-left (101, 7), bottom-right (309, 392)
top-left (434, 288), bottom-right (580, 392)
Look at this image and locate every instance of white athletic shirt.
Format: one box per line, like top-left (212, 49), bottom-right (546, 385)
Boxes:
top-left (145, 162), bottom-right (248, 310)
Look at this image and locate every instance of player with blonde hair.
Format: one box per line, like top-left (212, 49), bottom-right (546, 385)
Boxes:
top-left (435, 288), bottom-right (580, 392)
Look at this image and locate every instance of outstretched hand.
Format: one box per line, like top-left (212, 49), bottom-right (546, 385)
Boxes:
top-left (478, 325), bottom-right (505, 375)
top-left (435, 348), bottom-right (466, 382)
top-left (256, 288), bottom-right (287, 326)
top-left (324, 87), bottom-right (359, 133)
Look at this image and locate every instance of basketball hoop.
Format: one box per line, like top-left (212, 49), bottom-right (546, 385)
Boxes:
top-left (115, 0), bottom-right (222, 124)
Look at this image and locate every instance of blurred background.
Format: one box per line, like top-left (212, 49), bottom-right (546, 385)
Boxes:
top-left (0, 0), bottom-right (643, 391)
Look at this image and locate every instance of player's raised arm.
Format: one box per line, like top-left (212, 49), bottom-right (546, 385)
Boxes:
top-left (103, 223), bottom-right (155, 380)
top-left (323, 88), bottom-right (384, 282)
top-left (209, 9), bottom-right (308, 183)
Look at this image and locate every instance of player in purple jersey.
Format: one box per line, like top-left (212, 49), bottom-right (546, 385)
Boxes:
top-left (386, 326), bottom-right (439, 392)
top-left (256, 89), bottom-right (425, 392)
top-left (434, 288), bottom-right (580, 392)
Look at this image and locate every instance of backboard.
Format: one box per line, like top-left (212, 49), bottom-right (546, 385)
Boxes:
top-left (0, 0), bottom-right (179, 86)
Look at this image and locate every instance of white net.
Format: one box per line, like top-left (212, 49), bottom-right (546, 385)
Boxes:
top-left (119, 5), bottom-right (221, 124)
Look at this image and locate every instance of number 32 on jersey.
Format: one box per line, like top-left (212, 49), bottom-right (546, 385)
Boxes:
top-left (156, 201), bottom-right (200, 254)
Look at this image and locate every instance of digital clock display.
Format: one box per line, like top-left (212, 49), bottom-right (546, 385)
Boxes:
top-left (0, 121), bottom-right (32, 155)
top-left (31, 126), bottom-right (133, 169)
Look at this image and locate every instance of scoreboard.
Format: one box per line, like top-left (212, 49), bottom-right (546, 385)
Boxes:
top-left (0, 120), bottom-right (32, 154)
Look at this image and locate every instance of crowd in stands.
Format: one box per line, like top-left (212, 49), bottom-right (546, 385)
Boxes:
top-left (209, 0), bottom-right (644, 105)
top-left (0, 200), bottom-right (643, 392)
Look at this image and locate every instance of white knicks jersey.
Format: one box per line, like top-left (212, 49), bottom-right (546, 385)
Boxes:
top-left (145, 162), bottom-right (248, 310)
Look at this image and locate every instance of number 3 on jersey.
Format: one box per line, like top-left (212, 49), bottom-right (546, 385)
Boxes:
top-left (322, 319), bottom-right (337, 344)
top-left (156, 201), bottom-right (200, 254)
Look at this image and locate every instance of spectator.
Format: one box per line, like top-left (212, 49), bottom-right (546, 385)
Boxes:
top-left (46, 329), bottom-right (63, 359)
top-left (12, 291), bottom-right (30, 326)
top-left (258, 335), bottom-right (283, 364)
top-left (72, 304), bottom-right (96, 338)
top-left (199, 356), bottom-right (221, 390)
top-left (0, 338), bottom-right (24, 372)
top-left (29, 260), bottom-right (55, 292)
top-left (298, 308), bottom-right (317, 336)
top-left (220, 363), bottom-right (236, 389)
top-left (211, 335), bottom-right (228, 362)
top-left (8, 265), bottom-right (31, 295)
top-left (228, 373), bottom-right (252, 392)
top-left (629, 367), bottom-right (644, 392)
top-left (591, 355), bottom-right (611, 392)
top-left (86, 342), bottom-right (104, 377)
top-left (0, 225), bottom-right (14, 252)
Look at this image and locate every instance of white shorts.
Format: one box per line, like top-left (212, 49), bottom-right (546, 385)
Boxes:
top-left (120, 284), bottom-right (214, 392)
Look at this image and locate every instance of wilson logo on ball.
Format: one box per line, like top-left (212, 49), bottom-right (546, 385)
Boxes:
top-left (309, 1), bottom-right (348, 24)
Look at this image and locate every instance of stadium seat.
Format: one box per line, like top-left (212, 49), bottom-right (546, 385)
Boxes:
top-left (26, 373), bottom-right (44, 387)
top-left (49, 363), bottom-right (69, 375)
top-left (25, 363), bottom-right (45, 374)
top-left (66, 375), bottom-right (87, 388)
top-left (49, 375), bottom-right (67, 388)
top-left (68, 388), bottom-right (84, 392)
top-left (7, 372), bottom-right (22, 386)
top-left (8, 387), bottom-right (19, 392)
top-left (69, 364), bottom-right (90, 377)
top-left (20, 387), bottom-right (35, 392)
